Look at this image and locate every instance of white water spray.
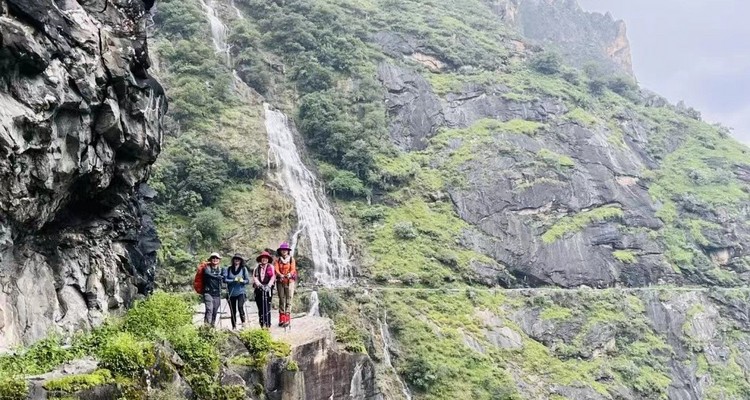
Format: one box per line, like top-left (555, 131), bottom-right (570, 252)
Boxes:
top-left (230, 0), bottom-right (244, 19)
top-left (380, 311), bottom-right (413, 400)
top-left (199, 0), bottom-right (230, 64)
top-left (308, 291), bottom-right (320, 317)
top-left (264, 103), bottom-right (353, 285)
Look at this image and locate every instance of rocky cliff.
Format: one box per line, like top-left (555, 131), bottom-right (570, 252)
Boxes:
top-left (0, 0), bottom-right (165, 349)
top-left (510, 0), bottom-right (634, 77)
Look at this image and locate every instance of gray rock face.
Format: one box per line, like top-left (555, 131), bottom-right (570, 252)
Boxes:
top-left (512, 0), bottom-right (634, 77)
top-left (293, 334), bottom-right (382, 400)
top-left (0, 0), bottom-right (165, 349)
top-left (378, 63), bottom-right (443, 151)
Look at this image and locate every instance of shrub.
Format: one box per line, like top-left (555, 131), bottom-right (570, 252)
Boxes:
top-left (192, 208), bottom-right (225, 242)
top-left (186, 373), bottom-right (246, 400)
top-left (542, 206), bottom-right (624, 244)
top-left (529, 52), bottom-right (562, 75)
top-left (318, 290), bottom-right (343, 315)
top-left (123, 292), bottom-right (193, 340)
top-left (0, 377), bottom-right (28, 400)
top-left (97, 332), bottom-right (156, 376)
top-left (393, 221), bottom-right (418, 239)
top-left (167, 325), bottom-right (220, 374)
top-left (238, 329), bottom-right (272, 355)
top-left (0, 336), bottom-right (74, 376)
top-left (613, 250), bottom-right (638, 264)
top-left (286, 360), bottom-right (299, 371)
top-left (43, 369), bottom-right (114, 394)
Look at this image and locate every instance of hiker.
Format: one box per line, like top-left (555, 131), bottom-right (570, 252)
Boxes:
top-left (253, 251), bottom-right (276, 329)
top-left (223, 253), bottom-right (250, 330)
top-left (202, 252), bottom-right (223, 326)
top-left (274, 242), bottom-right (298, 327)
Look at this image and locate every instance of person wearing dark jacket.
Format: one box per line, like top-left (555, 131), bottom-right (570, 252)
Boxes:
top-left (252, 251), bottom-right (276, 329)
top-left (223, 253), bottom-right (250, 330)
top-left (203, 252), bottom-right (224, 326)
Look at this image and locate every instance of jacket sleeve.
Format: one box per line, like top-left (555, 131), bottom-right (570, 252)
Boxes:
top-left (268, 267), bottom-right (276, 287)
top-left (242, 267), bottom-right (249, 285)
top-left (204, 267), bottom-right (223, 279)
top-left (252, 266), bottom-right (261, 287)
top-left (291, 258), bottom-right (298, 280)
top-left (273, 261), bottom-right (281, 277)
top-left (222, 267), bottom-right (233, 283)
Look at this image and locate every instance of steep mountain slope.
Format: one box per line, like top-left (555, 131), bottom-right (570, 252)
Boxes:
top-left (0, 0), bottom-right (165, 349)
top-left (147, 0), bottom-right (750, 398)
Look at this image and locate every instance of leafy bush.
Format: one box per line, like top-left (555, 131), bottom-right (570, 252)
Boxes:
top-left (542, 206), bottom-right (624, 243)
top-left (393, 221), bottom-right (418, 239)
top-left (529, 52), bottom-right (562, 75)
top-left (187, 373), bottom-right (247, 400)
top-left (43, 369), bottom-right (113, 394)
top-left (286, 360), bottom-right (299, 371)
top-left (97, 333), bottom-right (156, 376)
top-left (320, 163), bottom-right (370, 198)
top-left (613, 250), bottom-right (638, 264)
top-left (123, 292), bottom-right (193, 340)
top-left (167, 325), bottom-right (220, 374)
top-left (238, 329), bottom-right (272, 355)
top-left (0, 377), bottom-right (28, 400)
top-left (0, 336), bottom-right (74, 376)
top-left (192, 208), bottom-right (226, 242)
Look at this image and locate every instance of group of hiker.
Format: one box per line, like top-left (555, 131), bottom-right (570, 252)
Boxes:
top-left (194, 242), bottom-right (298, 330)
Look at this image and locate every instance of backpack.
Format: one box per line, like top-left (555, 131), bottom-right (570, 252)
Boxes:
top-left (193, 262), bottom-right (208, 294)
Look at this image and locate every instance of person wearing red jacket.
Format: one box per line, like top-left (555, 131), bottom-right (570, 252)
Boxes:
top-left (274, 242), bottom-right (298, 327)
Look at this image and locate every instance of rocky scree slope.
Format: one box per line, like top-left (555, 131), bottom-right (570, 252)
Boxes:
top-left (0, 0), bottom-right (165, 349)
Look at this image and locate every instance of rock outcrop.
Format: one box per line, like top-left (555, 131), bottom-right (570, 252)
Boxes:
top-left (496, 0), bottom-right (634, 77)
top-left (0, 0), bottom-right (165, 349)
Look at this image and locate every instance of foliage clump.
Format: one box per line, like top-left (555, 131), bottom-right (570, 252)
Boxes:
top-left (43, 369), bottom-right (114, 394)
top-left (542, 206), bottom-right (624, 243)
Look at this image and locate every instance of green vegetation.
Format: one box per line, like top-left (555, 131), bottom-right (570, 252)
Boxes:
top-left (0, 377), bottom-right (27, 400)
top-left (542, 206), bottom-right (624, 244)
top-left (43, 369), bottom-right (114, 394)
top-left (97, 332), bottom-right (156, 376)
top-left (536, 149), bottom-right (575, 170)
top-left (612, 250), bottom-right (637, 264)
top-left (236, 329), bottom-right (292, 370)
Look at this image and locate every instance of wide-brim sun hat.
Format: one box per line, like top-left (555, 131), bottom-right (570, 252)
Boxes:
top-left (277, 242), bottom-right (292, 254)
top-left (256, 251), bottom-right (273, 263)
top-left (209, 252), bottom-right (222, 260)
top-left (231, 253), bottom-right (245, 261)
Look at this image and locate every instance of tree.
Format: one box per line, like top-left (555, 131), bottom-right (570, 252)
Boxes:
top-left (529, 52), bottom-right (562, 75)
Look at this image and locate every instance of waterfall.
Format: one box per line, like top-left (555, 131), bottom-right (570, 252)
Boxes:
top-left (231, 0), bottom-right (244, 19)
top-left (379, 312), bottom-right (413, 400)
top-left (264, 103), bottom-right (353, 285)
top-left (308, 291), bottom-right (320, 317)
top-left (199, 0), bottom-right (230, 64)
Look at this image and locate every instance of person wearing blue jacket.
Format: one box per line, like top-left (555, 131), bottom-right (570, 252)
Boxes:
top-left (223, 253), bottom-right (250, 330)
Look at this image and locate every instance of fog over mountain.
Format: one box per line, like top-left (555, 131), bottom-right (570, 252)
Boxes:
top-left (579, 0), bottom-right (750, 143)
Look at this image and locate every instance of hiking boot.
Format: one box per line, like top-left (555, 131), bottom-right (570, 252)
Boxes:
top-left (278, 314), bottom-right (284, 327)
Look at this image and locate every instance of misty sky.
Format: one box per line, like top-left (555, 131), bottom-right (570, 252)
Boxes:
top-left (577, 0), bottom-right (750, 144)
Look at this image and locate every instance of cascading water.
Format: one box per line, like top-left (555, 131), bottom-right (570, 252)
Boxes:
top-left (264, 103), bottom-right (353, 285)
top-left (198, 0), bottom-right (230, 64)
top-left (230, 0), bottom-right (244, 19)
top-left (379, 312), bottom-right (413, 400)
top-left (308, 291), bottom-right (320, 317)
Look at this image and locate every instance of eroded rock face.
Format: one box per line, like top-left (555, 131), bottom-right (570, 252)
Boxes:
top-left (0, 0), bottom-right (165, 348)
top-left (512, 0), bottom-right (634, 77)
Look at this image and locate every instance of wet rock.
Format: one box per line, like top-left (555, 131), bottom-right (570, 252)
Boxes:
top-left (0, 0), bottom-right (164, 349)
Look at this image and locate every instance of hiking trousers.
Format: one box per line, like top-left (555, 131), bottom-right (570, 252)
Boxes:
top-left (203, 293), bottom-right (221, 326)
top-left (228, 294), bottom-right (246, 329)
top-left (255, 289), bottom-right (273, 328)
top-left (277, 282), bottom-right (295, 314)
